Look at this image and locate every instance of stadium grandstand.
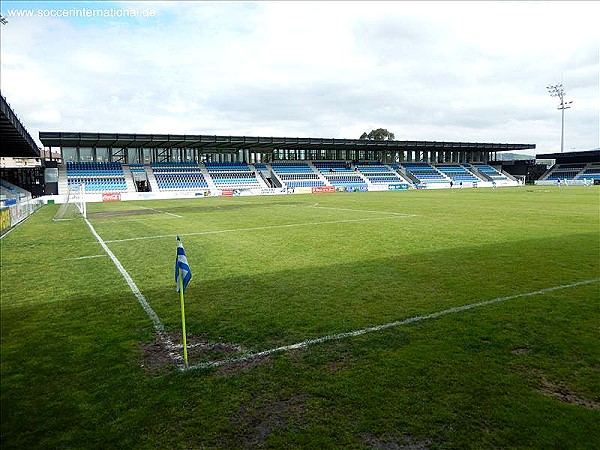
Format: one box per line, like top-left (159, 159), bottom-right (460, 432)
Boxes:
top-left (534, 149), bottom-right (600, 185)
top-left (38, 131), bottom-right (540, 199)
top-left (0, 93), bottom-right (45, 235)
top-left (4, 97), bottom-right (600, 218)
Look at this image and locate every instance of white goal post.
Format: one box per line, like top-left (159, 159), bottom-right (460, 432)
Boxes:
top-left (53, 183), bottom-right (87, 221)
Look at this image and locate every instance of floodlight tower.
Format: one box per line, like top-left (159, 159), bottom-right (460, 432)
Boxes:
top-left (546, 83), bottom-right (573, 153)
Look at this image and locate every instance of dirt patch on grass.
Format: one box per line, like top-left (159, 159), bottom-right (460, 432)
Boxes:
top-left (139, 337), bottom-right (179, 375)
top-left (214, 355), bottom-right (271, 376)
top-left (139, 332), bottom-right (248, 375)
top-left (90, 209), bottom-right (161, 219)
top-left (538, 377), bottom-right (600, 410)
top-left (226, 393), bottom-right (310, 448)
top-left (362, 433), bottom-right (432, 450)
top-left (511, 347), bottom-right (530, 354)
top-left (327, 360), bottom-right (349, 374)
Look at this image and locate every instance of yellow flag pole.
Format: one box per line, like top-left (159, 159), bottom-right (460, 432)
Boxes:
top-left (179, 268), bottom-right (189, 367)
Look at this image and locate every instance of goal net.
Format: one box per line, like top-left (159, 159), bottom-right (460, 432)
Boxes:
top-left (53, 183), bottom-right (87, 221)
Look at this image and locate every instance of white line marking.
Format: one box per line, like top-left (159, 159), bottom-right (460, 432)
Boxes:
top-left (0, 226), bottom-right (17, 239)
top-left (184, 277), bottom-right (600, 371)
top-left (84, 219), bottom-right (164, 332)
top-left (0, 212), bottom-right (36, 239)
top-left (170, 342), bottom-right (244, 351)
top-left (137, 205), bottom-right (183, 218)
top-left (83, 218), bottom-right (182, 365)
top-left (66, 254), bottom-right (107, 260)
top-left (104, 215), bottom-right (414, 243)
top-left (95, 217), bottom-right (180, 224)
top-left (308, 204), bottom-right (414, 216)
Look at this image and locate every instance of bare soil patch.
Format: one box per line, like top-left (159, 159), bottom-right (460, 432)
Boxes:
top-left (89, 209), bottom-right (159, 219)
top-left (538, 377), bottom-right (599, 410)
top-left (511, 347), bottom-right (530, 354)
top-left (139, 332), bottom-right (248, 375)
top-left (226, 393), bottom-right (310, 448)
top-left (362, 432), bottom-right (432, 450)
top-left (214, 355), bottom-right (271, 376)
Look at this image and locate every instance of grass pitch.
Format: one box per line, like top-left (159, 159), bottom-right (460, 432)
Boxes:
top-left (1, 186), bottom-right (599, 448)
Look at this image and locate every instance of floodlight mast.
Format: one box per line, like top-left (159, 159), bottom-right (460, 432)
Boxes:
top-left (546, 83), bottom-right (573, 153)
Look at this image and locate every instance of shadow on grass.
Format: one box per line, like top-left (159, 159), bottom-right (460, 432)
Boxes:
top-left (142, 231), bottom-right (599, 351)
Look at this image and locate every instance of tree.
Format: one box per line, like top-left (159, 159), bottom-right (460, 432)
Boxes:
top-left (359, 128), bottom-right (395, 141)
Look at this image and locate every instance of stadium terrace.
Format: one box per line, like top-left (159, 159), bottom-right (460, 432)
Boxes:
top-left (35, 131), bottom-right (538, 202)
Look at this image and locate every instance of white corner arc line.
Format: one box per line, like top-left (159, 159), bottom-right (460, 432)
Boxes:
top-left (184, 277), bottom-right (600, 372)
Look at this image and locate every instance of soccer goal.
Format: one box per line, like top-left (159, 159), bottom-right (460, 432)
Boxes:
top-left (53, 183), bottom-right (87, 221)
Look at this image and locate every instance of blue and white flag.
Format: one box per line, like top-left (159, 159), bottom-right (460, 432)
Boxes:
top-left (175, 235), bottom-right (192, 293)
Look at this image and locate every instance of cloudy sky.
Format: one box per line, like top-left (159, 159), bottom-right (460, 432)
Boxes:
top-left (1, 1), bottom-right (598, 155)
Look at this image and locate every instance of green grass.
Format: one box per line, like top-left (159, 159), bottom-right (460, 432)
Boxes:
top-left (1, 186), bottom-right (599, 448)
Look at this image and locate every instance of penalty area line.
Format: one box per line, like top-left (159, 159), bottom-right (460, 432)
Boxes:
top-left (308, 204), bottom-right (415, 217)
top-left (184, 277), bottom-right (600, 372)
top-left (278, 201), bottom-right (416, 217)
top-left (104, 215), bottom-right (414, 244)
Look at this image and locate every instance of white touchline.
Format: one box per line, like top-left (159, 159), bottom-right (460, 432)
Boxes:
top-left (184, 277), bottom-right (600, 372)
top-left (0, 226), bottom-right (18, 239)
top-left (81, 217), bottom-right (599, 373)
top-left (0, 212), bottom-right (36, 239)
top-left (84, 219), bottom-right (164, 332)
top-left (83, 218), bottom-right (182, 364)
top-left (104, 215), bottom-right (414, 243)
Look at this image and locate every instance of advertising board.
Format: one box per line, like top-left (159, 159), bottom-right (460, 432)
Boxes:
top-left (102, 192), bottom-right (121, 202)
top-left (311, 186), bottom-right (335, 194)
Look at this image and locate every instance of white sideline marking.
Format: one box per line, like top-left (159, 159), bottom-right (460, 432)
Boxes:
top-left (184, 277), bottom-right (600, 372)
top-left (66, 254), bottom-right (107, 260)
top-left (104, 215), bottom-right (414, 243)
top-left (0, 226), bottom-right (17, 239)
top-left (83, 219), bottom-right (182, 364)
top-left (84, 219), bottom-right (164, 332)
top-left (137, 205), bottom-right (183, 218)
top-left (0, 212), bottom-right (36, 239)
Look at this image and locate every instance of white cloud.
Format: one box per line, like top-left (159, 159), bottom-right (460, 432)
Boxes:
top-left (29, 109), bottom-right (62, 124)
top-left (1, 0), bottom-right (598, 154)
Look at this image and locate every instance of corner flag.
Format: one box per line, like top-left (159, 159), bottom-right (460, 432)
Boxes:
top-left (175, 236), bottom-right (191, 366)
top-left (175, 235), bottom-right (192, 293)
